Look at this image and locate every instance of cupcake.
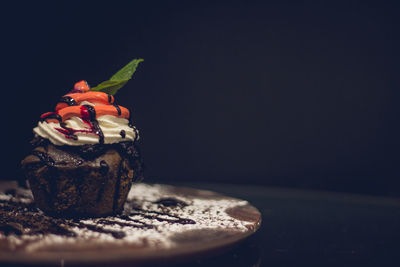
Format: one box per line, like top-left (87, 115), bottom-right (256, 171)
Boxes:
top-left (21, 59), bottom-right (144, 217)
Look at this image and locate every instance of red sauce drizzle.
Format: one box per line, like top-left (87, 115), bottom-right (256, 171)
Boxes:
top-left (54, 105), bottom-right (104, 144)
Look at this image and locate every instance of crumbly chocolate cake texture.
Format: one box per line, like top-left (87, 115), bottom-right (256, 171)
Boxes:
top-left (0, 183), bottom-right (261, 254)
top-left (21, 137), bottom-right (144, 217)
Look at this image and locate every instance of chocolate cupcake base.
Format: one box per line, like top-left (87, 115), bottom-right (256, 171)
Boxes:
top-left (21, 137), bottom-right (144, 217)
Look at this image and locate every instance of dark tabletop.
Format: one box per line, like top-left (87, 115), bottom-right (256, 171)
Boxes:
top-left (162, 182), bottom-right (400, 267)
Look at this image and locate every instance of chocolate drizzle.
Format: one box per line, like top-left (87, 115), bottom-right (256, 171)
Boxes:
top-left (53, 105), bottom-right (105, 144)
top-left (59, 96), bottom-right (77, 106)
top-left (127, 208), bottom-right (195, 225)
top-left (82, 105), bottom-right (104, 144)
top-left (57, 122), bottom-right (78, 140)
top-left (40, 112), bottom-right (62, 123)
top-left (120, 130), bottom-right (126, 138)
top-left (116, 215), bottom-right (155, 229)
top-left (99, 218), bottom-right (154, 230)
top-left (133, 126), bottom-right (139, 142)
top-left (113, 104), bottom-right (122, 116)
top-left (154, 198), bottom-right (188, 208)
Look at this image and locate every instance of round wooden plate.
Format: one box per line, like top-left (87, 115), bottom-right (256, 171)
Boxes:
top-left (0, 182), bottom-right (261, 266)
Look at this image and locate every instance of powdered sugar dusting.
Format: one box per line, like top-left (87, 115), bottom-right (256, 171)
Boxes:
top-left (0, 183), bottom-right (255, 253)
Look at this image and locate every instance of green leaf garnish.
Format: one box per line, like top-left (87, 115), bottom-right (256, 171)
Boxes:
top-left (90, 80), bottom-right (129, 95)
top-left (91, 58), bottom-right (143, 95)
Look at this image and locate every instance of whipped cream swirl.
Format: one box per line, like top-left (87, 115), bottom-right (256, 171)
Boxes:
top-left (34, 113), bottom-right (138, 146)
top-left (33, 81), bottom-right (139, 146)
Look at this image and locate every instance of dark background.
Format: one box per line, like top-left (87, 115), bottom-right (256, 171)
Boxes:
top-left (1, 1), bottom-right (399, 196)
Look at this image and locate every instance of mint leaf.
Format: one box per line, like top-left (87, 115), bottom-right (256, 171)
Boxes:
top-left (110, 58), bottom-right (144, 81)
top-left (90, 80), bottom-right (129, 95)
top-left (91, 58), bottom-right (143, 95)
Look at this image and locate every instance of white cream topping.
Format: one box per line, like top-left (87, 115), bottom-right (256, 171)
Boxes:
top-left (33, 102), bottom-right (138, 146)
